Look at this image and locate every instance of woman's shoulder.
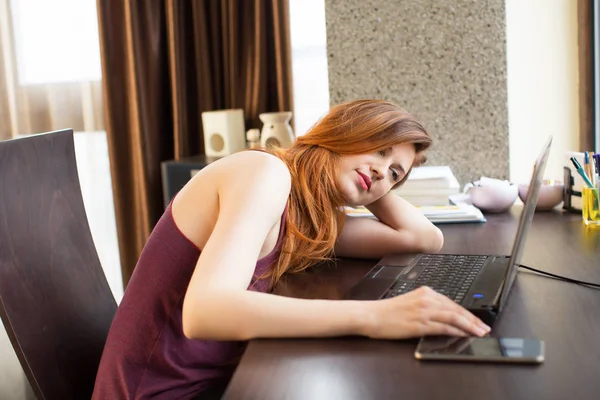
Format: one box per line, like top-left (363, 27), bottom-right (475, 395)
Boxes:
top-left (182, 150), bottom-right (291, 207)
top-left (221, 149), bottom-right (287, 167)
top-left (212, 150), bottom-right (291, 185)
top-left (171, 150), bottom-right (291, 247)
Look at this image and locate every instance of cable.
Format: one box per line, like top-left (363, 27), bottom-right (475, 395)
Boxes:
top-left (518, 264), bottom-right (600, 289)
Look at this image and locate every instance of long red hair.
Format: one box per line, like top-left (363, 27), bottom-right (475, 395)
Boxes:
top-left (266, 99), bottom-right (432, 288)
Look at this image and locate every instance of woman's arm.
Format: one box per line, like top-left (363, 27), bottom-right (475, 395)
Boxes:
top-left (181, 153), bottom-right (487, 341)
top-left (183, 286), bottom-right (488, 341)
top-left (334, 192), bottom-right (443, 259)
top-left (366, 191), bottom-right (443, 251)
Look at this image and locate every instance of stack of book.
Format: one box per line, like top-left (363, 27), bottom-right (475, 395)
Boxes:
top-left (392, 166), bottom-right (460, 206)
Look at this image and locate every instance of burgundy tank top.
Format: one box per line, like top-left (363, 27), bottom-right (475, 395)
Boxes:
top-left (92, 200), bottom-right (287, 399)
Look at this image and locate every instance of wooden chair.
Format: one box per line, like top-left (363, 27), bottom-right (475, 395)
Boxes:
top-left (0, 129), bottom-right (117, 399)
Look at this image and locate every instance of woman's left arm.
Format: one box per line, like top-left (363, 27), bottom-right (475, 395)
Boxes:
top-left (335, 192), bottom-right (443, 258)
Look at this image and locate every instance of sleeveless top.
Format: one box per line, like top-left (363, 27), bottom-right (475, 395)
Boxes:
top-left (92, 199), bottom-right (287, 399)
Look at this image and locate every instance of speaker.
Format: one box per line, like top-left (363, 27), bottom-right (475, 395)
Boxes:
top-left (201, 109), bottom-right (246, 157)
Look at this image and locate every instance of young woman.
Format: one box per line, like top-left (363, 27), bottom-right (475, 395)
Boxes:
top-left (93, 99), bottom-right (491, 400)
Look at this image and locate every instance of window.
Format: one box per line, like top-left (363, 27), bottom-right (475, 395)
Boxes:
top-left (289, 0), bottom-right (330, 136)
top-left (10, 0), bottom-right (102, 84)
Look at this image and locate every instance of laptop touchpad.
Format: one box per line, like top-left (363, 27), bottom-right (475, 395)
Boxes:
top-left (374, 266), bottom-right (403, 280)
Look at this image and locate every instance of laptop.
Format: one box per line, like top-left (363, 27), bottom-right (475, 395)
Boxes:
top-left (345, 136), bottom-right (552, 325)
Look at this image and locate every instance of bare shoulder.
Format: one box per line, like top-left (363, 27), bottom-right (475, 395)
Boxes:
top-left (212, 151), bottom-right (291, 197)
top-left (217, 150), bottom-right (290, 182)
top-left (205, 152), bottom-right (292, 241)
top-left (172, 151), bottom-right (291, 249)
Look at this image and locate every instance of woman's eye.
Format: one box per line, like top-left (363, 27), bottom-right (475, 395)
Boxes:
top-left (379, 150), bottom-right (386, 157)
top-left (391, 169), bottom-right (399, 181)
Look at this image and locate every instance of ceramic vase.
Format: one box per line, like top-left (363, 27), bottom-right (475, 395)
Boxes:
top-left (259, 112), bottom-right (294, 149)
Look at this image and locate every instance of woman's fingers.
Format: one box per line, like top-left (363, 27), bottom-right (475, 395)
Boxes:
top-left (430, 310), bottom-right (488, 337)
top-left (418, 321), bottom-right (469, 337)
top-left (414, 287), bottom-right (491, 336)
top-left (378, 286), bottom-right (493, 339)
top-left (429, 296), bottom-right (491, 336)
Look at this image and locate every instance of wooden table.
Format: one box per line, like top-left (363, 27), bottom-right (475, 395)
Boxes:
top-left (224, 208), bottom-right (600, 400)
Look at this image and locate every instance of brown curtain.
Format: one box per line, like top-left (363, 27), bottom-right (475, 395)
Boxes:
top-left (0, 0), bottom-right (104, 140)
top-left (96, 0), bottom-right (294, 287)
top-left (578, 0), bottom-right (594, 151)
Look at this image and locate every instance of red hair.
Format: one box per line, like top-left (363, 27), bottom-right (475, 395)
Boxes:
top-left (266, 99), bottom-right (432, 288)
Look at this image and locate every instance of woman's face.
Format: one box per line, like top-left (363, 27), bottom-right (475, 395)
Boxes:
top-left (337, 143), bottom-right (416, 206)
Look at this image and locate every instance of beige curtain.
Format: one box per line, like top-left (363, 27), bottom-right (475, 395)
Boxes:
top-left (97, 0), bottom-right (294, 287)
top-left (0, 0), bottom-right (104, 140)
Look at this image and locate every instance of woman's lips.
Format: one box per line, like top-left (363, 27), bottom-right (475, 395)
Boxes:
top-left (357, 171), bottom-right (372, 191)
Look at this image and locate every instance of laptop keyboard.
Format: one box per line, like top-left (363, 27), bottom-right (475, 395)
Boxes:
top-left (384, 254), bottom-right (488, 303)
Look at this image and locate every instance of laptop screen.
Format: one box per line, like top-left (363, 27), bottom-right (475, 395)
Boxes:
top-left (497, 136), bottom-right (552, 312)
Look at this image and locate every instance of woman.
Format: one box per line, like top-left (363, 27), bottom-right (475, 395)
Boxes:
top-left (93, 99), bottom-right (491, 399)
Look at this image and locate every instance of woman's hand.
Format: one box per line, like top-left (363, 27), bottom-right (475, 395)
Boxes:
top-left (364, 286), bottom-right (491, 339)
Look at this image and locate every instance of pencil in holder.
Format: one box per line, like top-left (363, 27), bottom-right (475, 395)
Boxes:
top-left (582, 187), bottom-right (600, 226)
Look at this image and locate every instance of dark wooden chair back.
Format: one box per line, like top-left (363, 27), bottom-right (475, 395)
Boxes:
top-left (0, 130), bottom-right (117, 399)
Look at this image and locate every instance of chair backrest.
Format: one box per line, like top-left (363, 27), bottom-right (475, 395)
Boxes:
top-left (0, 129), bottom-right (117, 400)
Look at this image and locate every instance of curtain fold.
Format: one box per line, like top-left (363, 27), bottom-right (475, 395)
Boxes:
top-left (97, 0), bottom-right (294, 286)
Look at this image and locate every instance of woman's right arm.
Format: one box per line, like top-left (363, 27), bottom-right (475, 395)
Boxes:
top-left (183, 285), bottom-right (490, 341)
top-left (181, 153), bottom-right (491, 341)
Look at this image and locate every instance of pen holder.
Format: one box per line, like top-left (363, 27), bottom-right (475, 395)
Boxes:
top-left (582, 188), bottom-right (600, 226)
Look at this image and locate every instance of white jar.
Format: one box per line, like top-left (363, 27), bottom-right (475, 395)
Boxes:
top-left (259, 111), bottom-right (294, 149)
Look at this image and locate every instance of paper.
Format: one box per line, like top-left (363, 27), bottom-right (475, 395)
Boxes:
top-left (344, 203), bottom-right (486, 224)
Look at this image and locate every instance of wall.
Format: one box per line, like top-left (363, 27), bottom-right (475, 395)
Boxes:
top-left (325, 0), bottom-right (581, 186)
top-left (325, 0), bottom-right (509, 185)
top-left (506, 0), bottom-right (580, 184)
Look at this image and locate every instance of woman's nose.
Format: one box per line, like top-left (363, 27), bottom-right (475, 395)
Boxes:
top-left (371, 166), bottom-right (384, 180)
